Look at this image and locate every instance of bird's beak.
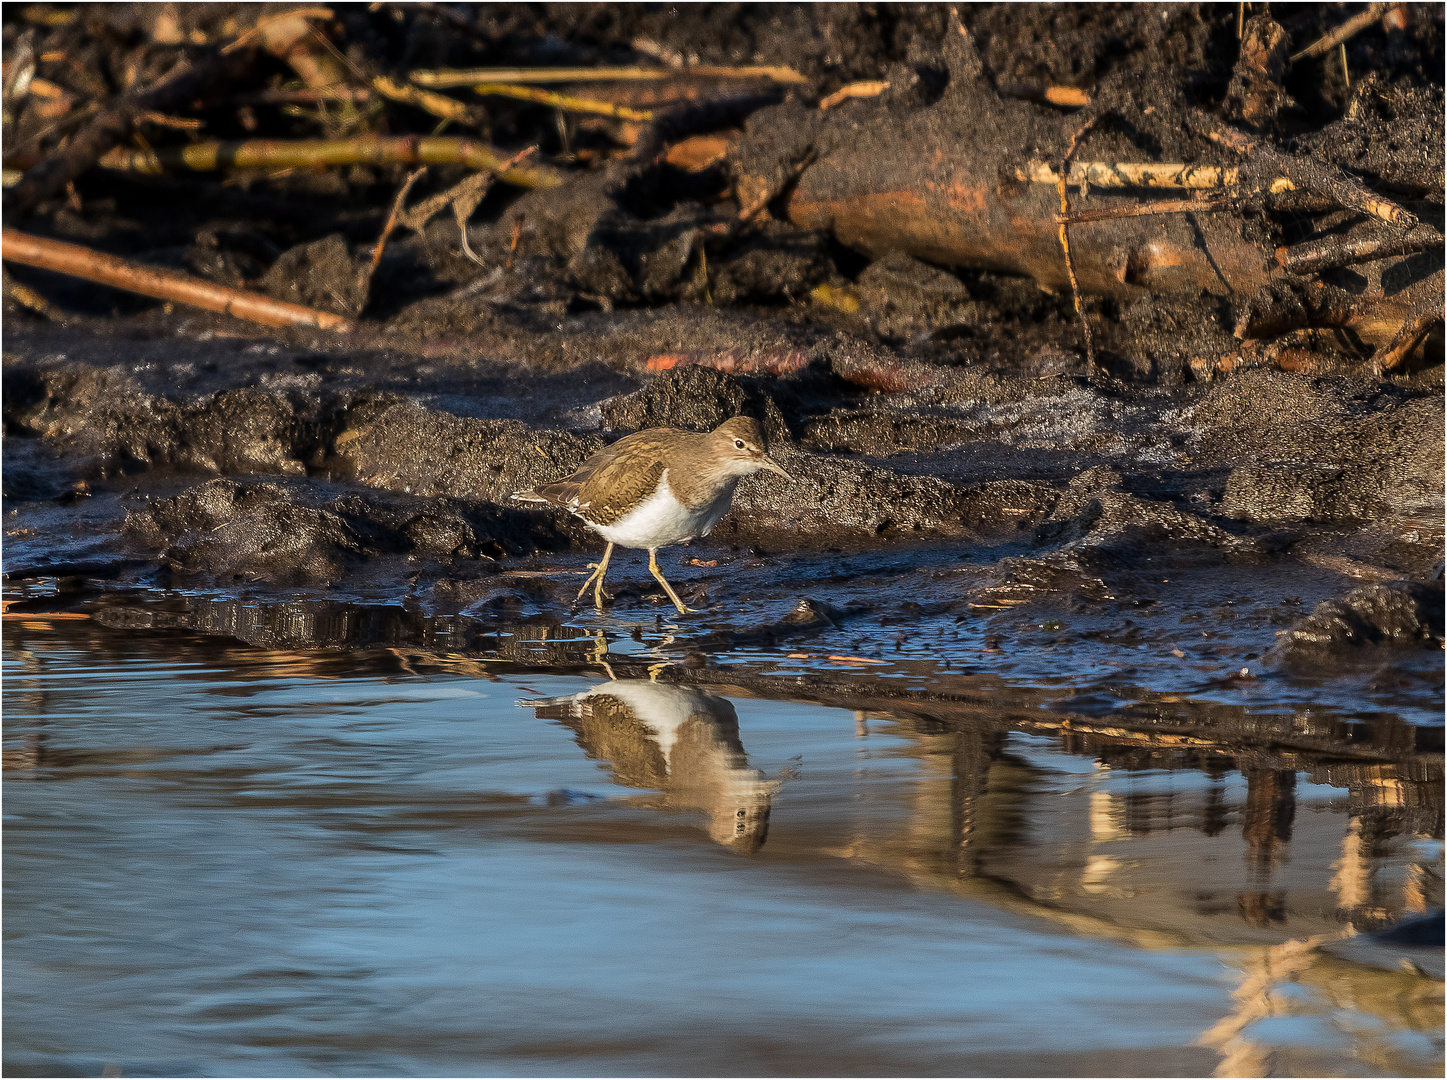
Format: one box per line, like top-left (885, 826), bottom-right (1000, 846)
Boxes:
top-left (759, 455), bottom-right (794, 481)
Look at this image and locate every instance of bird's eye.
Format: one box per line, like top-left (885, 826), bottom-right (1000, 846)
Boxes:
top-left (734, 439), bottom-right (745, 449)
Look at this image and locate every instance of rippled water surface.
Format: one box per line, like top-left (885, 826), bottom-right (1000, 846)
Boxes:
top-left (5, 624), bottom-right (1442, 1077)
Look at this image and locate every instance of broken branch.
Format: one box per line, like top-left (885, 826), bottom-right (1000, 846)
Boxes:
top-left (1276, 225), bottom-right (1444, 276)
top-left (818, 81), bottom-right (889, 110)
top-left (471, 83), bottom-right (653, 122)
top-left (1057, 196), bottom-right (1232, 224)
top-left (411, 65), bottom-right (808, 88)
top-left (1372, 309), bottom-right (1442, 371)
top-left (1057, 113), bottom-right (1109, 371)
top-left (1022, 160), bottom-right (1247, 189)
top-left (95, 136), bottom-right (563, 187)
top-left (1188, 112), bottom-right (1416, 227)
top-left (371, 76), bottom-right (480, 124)
top-left (998, 84), bottom-right (1091, 108)
top-left (1290, 2), bottom-right (1394, 61)
top-left (1, 228), bottom-right (352, 331)
top-left (360, 165), bottom-right (427, 312)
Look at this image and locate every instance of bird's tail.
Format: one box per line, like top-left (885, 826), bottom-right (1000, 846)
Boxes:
top-left (511, 489), bottom-right (551, 504)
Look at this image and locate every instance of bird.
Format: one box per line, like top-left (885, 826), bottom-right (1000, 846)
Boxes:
top-left (513, 416), bottom-right (792, 614)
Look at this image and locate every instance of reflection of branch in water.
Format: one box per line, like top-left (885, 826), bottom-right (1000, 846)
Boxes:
top-left (1198, 934), bottom-right (1335, 1078)
top-left (951, 726), bottom-right (1007, 878)
top-left (1237, 768), bottom-right (1297, 928)
top-left (530, 681), bottom-right (782, 853)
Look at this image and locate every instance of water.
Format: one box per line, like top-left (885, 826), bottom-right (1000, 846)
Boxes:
top-left (4, 623), bottom-right (1442, 1077)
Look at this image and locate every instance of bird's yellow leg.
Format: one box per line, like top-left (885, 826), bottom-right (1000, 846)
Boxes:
top-left (574, 543), bottom-right (615, 608)
top-left (648, 548), bottom-right (694, 615)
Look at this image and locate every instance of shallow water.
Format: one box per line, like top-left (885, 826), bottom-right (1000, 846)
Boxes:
top-left (4, 623), bottom-right (1442, 1078)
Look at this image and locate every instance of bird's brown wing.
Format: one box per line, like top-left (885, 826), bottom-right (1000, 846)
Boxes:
top-left (531, 429), bottom-right (681, 526)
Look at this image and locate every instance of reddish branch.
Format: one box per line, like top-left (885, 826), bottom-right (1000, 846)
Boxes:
top-left (1, 229), bottom-right (352, 332)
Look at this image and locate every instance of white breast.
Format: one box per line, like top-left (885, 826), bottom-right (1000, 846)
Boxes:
top-left (585, 469), bottom-right (737, 550)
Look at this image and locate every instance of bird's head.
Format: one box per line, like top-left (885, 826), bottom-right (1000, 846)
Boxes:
top-left (711, 416), bottom-right (793, 480)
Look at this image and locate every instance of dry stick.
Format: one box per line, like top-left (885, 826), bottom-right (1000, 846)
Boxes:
top-left (998, 83), bottom-right (1091, 108)
top-left (412, 65), bottom-right (808, 88)
top-left (222, 7), bottom-right (334, 55)
top-left (1189, 112), bottom-right (1416, 227)
top-left (395, 146), bottom-right (538, 233)
top-left (1056, 113), bottom-right (1109, 373)
top-left (225, 86), bottom-right (371, 105)
top-left (6, 46), bottom-right (259, 213)
top-left (736, 148), bottom-right (818, 227)
top-left (1372, 309), bottom-right (1442, 372)
top-left (1277, 225), bottom-right (1444, 275)
top-left (818, 81), bottom-right (889, 110)
top-left (1021, 160), bottom-right (1247, 189)
top-left (360, 165), bottom-right (427, 313)
top-left (96, 136), bottom-right (563, 188)
top-left (1, 228), bottom-right (352, 331)
top-left (1056, 195), bottom-right (1233, 224)
top-left (1290, 2), bottom-right (1393, 61)
top-left (472, 83), bottom-right (653, 121)
top-left (394, 145), bottom-right (539, 266)
top-left (372, 76), bottom-right (479, 123)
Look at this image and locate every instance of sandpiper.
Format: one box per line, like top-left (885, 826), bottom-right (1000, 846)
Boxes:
top-left (514, 416), bottom-right (792, 614)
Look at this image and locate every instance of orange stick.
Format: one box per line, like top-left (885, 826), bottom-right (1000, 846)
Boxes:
top-left (1, 228), bottom-right (353, 331)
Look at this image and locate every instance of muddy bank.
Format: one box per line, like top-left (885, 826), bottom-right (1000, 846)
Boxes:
top-left (3, 3), bottom-right (1443, 744)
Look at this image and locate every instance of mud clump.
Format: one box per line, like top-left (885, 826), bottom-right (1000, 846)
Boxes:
top-left (259, 235), bottom-right (368, 318)
top-left (1273, 582), bottom-right (1446, 664)
top-left (4, 362), bottom-right (324, 478)
top-left (123, 478), bottom-right (559, 586)
top-left (600, 365), bottom-right (789, 440)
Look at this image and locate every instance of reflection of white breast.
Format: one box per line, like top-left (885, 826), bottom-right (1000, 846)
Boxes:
top-left (581, 681), bottom-right (715, 766)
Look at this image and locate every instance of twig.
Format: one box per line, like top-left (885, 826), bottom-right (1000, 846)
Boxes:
top-left (1372, 309), bottom-right (1442, 372)
top-left (1, 228), bottom-right (352, 331)
top-left (1290, 2), bottom-right (1393, 61)
top-left (3, 268), bottom-right (62, 320)
top-left (736, 148), bottom-right (817, 226)
top-left (395, 146), bottom-right (536, 232)
top-left (222, 7), bottom-right (334, 54)
top-left (1056, 113), bottom-right (1109, 372)
top-left (645, 349), bottom-right (809, 376)
top-left (6, 47), bottom-right (259, 214)
top-left (392, 145), bottom-right (539, 266)
top-left (1188, 112), bottom-right (1416, 227)
top-left (472, 83), bottom-right (653, 121)
top-left (225, 86), bottom-right (371, 105)
top-left (412, 65), bottom-right (808, 88)
top-left (998, 83), bottom-right (1091, 108)
top-left (1022, 160), bottom-right (1245, 189)
top-left (360, 165), bottom-right (427, 312)
top-left (95, 136), bottom-right (563, 188)
top-left (1056, 195), bottom-right (1232, 224)
top-left (818, 81), bottom-right (889, 110)
top-left (1276, 225), bottom-right (1444, 275)
top-left (371, 76), bottom-right (480, 124)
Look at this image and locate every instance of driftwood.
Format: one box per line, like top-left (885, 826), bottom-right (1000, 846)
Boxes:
top-left (741, 84), bottom-right (1439, 353)
top-left (1, 228), bottom-right (352, 331)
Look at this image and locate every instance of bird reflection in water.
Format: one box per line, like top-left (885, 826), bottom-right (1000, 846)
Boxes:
top-left (530, 681), bottom-right (781, 853)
